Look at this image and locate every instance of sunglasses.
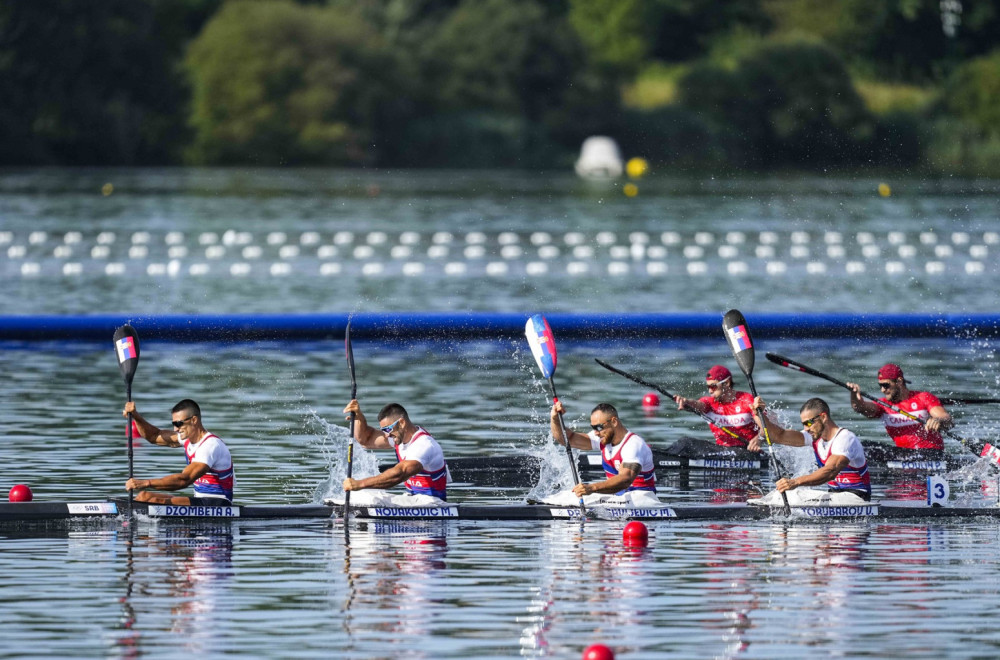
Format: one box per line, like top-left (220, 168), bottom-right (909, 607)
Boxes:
top-left (878, 381), bottom-right (894, 390)
top-left (802, 414), bottom-right (823, 428)
top-left (706, 378), bottom-right (730, 391)
top-left (591, 421), bottom-right (613, 432)
top-left (172, 415), bottom-right (194, 428)
top-left (380, 418), bottom-right (401, 435)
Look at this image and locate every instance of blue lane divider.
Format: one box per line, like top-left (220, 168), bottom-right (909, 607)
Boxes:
top-left (0, 313), bottom-right (998, 341)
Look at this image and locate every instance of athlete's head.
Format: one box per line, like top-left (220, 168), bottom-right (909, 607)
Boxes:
top-left (799, 398), bottom-right (830, 439)
top-left (378, 403), bottom-right (410, 441)
top-left (706, 365), bottom-right (733, 399)
top-left (590, 403), bottom-right (620, 446)
top-left (171, 399), bottom-right (201, 436)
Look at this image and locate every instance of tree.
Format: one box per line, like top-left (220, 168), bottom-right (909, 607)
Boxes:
top-left (185, 1), bottom-right (400, 165)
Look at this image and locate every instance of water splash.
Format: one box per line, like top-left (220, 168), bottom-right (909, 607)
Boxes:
top-left (305, 409), bottom-right (380, 503)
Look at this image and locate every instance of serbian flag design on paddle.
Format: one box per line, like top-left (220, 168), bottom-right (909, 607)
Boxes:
top-left (116, 336), bottom-right (137, 363)
top-left (726, 324), bottom-right (752, 352)
top-left (525, 314), bottom-right (557, 379)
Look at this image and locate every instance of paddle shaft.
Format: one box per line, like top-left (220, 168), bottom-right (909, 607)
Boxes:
top-left (722, 309), bottom-right (790, 514)
top-left (344, 324), bottom-right (357, 520)
top-left (766, 353), bottom-right (976, 453)
top-left (594, 359), bottom-right (744, 441)
top-left (549, 379), bottom-right (584, 490)
top-left (126, 382), bottom-right (134, 518)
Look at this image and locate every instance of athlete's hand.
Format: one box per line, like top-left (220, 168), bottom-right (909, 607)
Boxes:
top-left (343, 478), bottom-right (359, 492)
top-left (550, 401), bottom-right (565, 419)
top-left (776, 477), bottom-right (797, 493)
top-left (572, 483), bottom-right (592, 497)
top-left (343, 399), bottom-right (360, 420)
top-left (925, 417), bottom-right (944, 433)
top-left (123, 401), bottom-right (137, 418)
top-left (747, 436), bottom-right (762, 452)
top-left (673, 395), bottom-right (688, 410)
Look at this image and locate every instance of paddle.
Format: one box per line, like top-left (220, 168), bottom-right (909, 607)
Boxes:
top-left (594, 358), bottom-right (745, 442)
top-left (344, 321), bottom-right (357, 522)
top-left (113, 324), bottom-right (141, 520)
top-left (940, 397), bottom-right (1000, 406)
top-left (526, 314), bottom-right (585, 516)
top-left (765, 352), bottom-right (982, 456)
top-left (722, 309), bottom-right (790, 514)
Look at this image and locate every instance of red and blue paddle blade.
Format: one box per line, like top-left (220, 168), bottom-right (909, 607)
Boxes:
top-left (722, 309), bottom-right (755, 375)
top-left (113, 324), bottom-right (140, 386)
top-left (525, 314), bottom-right (557, 379)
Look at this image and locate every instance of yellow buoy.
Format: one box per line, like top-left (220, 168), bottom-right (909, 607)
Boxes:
top-left (624, 183), bottom-right (639, 197)
top-left (102, 183), bottom-right (114, 196)
top-left (877, 183), bottom-right (891, 197)
top-left (626, 157), bottom-right (649, 179)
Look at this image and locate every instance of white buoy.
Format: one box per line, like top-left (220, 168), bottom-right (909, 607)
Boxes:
top-left (574, 136), bottom-right (623, 179)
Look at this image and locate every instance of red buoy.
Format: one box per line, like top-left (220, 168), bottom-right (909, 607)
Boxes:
top-left (583, 644), bottom-right (615, 660)
top-left (622, 520), bottom-right (648, 546)
top-left (641, 392), bottom-right (660, 407)
top-left (9, 484), bottom-right (33, 502)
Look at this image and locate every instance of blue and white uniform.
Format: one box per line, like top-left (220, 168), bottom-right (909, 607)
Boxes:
top-left (588, 431), bottom-right (656, 494)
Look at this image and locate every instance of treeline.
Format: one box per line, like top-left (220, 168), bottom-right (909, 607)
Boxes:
top-left (1, 0), bottom-right (998, 174)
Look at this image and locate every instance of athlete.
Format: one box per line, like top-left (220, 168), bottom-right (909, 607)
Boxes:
top-left (342, 400), bottom-right (450, 500)
top-left (123, 399), bottom-right (235, 505)
top-left (550, 401), bottom-right (656, 497)
top-left (753, 396), bottom-right (871, 501)
top-left (847, 363), bottom-right (953, 450)
top-left (673, 365), bottom-right (762, 450)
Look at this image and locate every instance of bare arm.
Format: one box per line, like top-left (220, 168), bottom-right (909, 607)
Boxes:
top-left (123, 401), bottom-right (179, 447)
top-left (778, 455), bottom-right (849, 491)
top-left (926, 405), bottom-right (953, 433)
top-left (753, 397), bottom-right (806, 447)
top-left (847, 383), bottom-right (882, 418)
top-left (343, 399), bottom-right (391, 449)
top-left (343, 459), bottom-right (423, 491)
top-left (127, 461), bottom-right (210, 492)
top-left (573, 464), bottom-right (637, 497)
top-left (550, 403), bottom-right (594, 450)
top-left (674, 395), bottom-right (709, 414)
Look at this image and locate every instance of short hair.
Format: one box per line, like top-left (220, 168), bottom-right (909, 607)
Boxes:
top-left (378, 403), bottom-right (409, 422)
top-left (591, 403), bottom-right (619, 419)
top-left (172, 399), bottom-right (201, 417)
top-left (800, 397), bottom-right (830, 416)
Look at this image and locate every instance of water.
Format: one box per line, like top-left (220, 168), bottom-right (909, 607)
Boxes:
top-left (2, 168), bottom-right (1000, 658)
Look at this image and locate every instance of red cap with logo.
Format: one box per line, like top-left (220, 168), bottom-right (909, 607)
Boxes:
top-left (878, 364), bottom-right (904, 381)
top-left (706, 365), bottom-right (732, 382)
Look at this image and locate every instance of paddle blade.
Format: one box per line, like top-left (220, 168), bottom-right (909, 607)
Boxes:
top-left (345, 321), bottom-right (357, 397)
top-left (525, 314), bottom-right (557, 379)
top-left (113, 324), bottom-right (140, 386)
top-left (722, 309), bottom-right (755, 376)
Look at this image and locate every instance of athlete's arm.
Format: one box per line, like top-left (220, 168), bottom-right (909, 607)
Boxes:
top-left (127, 461), bottom-right (210, 492)
top-left (550, 403), bottom-right (593, 450)
top-left (777, 454), bottom-right (849, 491)
top-left (573, 464), bottom-right (638, 496)
top-left (926, 404), bottom-right (953, 433)
top-left (847, 383), bottom-right (882, 418)
top-left (123, 402), bottom-right (180, 447)
top-left (343, 459), bottom-right (422, 491)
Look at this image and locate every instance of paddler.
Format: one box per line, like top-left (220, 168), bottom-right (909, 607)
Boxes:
top-left (123, 399), bottom-right (235, 505)
top-left (752, 396), bottom-right (871, 501)
top-left (342, 401), bottom-right (450, 500)
top-left (847, 363), bottom-right (953, 451)
top-left (550, 402), bottom-right (656, 497)
top-left (673, 365), bottom-right (763, 451)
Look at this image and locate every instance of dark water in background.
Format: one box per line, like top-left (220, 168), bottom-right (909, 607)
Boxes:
top-left (2, 168), bottom-right (1000, 658)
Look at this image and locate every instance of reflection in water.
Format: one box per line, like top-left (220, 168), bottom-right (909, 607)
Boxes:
top-left (339, 520), bottom-right (451, 650)
top-left (115, 524), bottom-right (141, 660)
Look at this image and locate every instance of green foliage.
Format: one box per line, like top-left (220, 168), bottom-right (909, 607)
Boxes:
top-left (0, 0), bottom-right (218, 165)
top-left (941, 49), bottom-right (1000, 136)
top-left (677, 41), bottom-right (875, 167)
top-left (185, 1), bottom-right (400, 165)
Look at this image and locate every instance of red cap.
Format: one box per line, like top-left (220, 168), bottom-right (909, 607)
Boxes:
top-left (878, 364), bottom-right (904, 381)
top-left (706, 365), bottom-right (731, 382)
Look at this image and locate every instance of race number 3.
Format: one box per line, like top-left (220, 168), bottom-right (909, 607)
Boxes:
top-left (926, 475), bottom-right (950, 507)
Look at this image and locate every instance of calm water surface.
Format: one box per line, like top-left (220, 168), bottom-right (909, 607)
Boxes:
top-left (2, 169), bottom-right (1000, 658)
